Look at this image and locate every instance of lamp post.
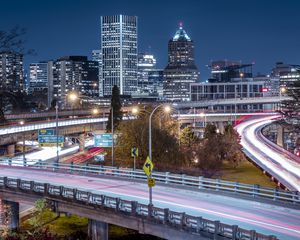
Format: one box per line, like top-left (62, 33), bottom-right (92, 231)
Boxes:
top-left (148, 104), bottom-right (171, 205)
top-left (279, 86), bottom-right (286, 111)
top-left (55, 103), bottom-right (59, 164)
top-left (19, 120), bottom-right (26, 166)
top-left (199, 112), bottom-right (206, 128)
top-left (111, 106), bottom-right (114, 167)
top-left (131, 104), bottom-right (171, 205)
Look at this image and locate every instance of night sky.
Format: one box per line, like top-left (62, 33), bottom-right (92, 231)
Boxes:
top-left (1, 0), bottom-right (300, 80)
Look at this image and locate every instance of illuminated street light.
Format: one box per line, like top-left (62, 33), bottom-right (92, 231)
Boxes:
top-left (148, 103), bottom-right (171, 205)
top-left (68, 92), bottom-right (78, 102)
top-left (164, 105), bottom-right (171, 113)
top-left (199, 112), bottom-right (206, 127)
top-left (132, 107), bottom-right (139, 115)
top-left (19, 120), bottom-right (26, 166)
top-left (92, 108), bottom-right (99, 115)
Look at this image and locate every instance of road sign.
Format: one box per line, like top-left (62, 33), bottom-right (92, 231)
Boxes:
top-left (131, 147), bottom-right (138, 157)
top-left (38, 135), bottom-right (64, 147)
top-left (148, 178), bottom-right (156, 187)
top-left (38, 129), bottom-right (54, 136)
top-left (95, 154), bottom-right (105, 162)
top-left (38, 135), bottom-right (64, 143)
top-left (94, 134), bottom-right (113, 147)
top-left (143, 156), bottom-right (153, 177)
top-left (39, 142), bottom-right (64, 147)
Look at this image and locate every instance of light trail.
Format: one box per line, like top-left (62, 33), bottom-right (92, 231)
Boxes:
top-left (236, 115), bottom-right (300, 191)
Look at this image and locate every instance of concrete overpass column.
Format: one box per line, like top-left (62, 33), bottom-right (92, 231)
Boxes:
top-left (88, 219), bottom-right (108, 240)
top-left (1, 200), bottom-right (19, 230)
top-left (7, 144), bottom-right (15, 157)
top-left (277, 125), bottom-right (284, 148)
top-left (79, 133), bottom-right (85, 152)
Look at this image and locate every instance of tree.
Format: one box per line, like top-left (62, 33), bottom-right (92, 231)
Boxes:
top-left (180, 126), bottom-right (198, 147)
top-left (222, 125), bottom-right (246, 168)
top-left (0, 26), bottom-right (35, 124)
top-left (106, 85), bottom-right (122, 132)
top-left (0, 26), bottom-right (34, 55)
top-left (194, 130), bottom-right (223, 177)
top-left (115, 108), bottom-right (185, 170)
top-left (203, 123), bottom-right (217, 139)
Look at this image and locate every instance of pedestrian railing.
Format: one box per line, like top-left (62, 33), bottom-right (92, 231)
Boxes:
top-left (0, 176), bottom-right (277, 240)
top-left (0, 159), bottom-right (299, 205)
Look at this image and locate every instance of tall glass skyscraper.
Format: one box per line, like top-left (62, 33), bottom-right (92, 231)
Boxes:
top-left (101, 15), bottom-right (138, 96)
top-left (163, 24), bottom-right (199, 101)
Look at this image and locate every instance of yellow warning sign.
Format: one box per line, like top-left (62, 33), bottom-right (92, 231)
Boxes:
top-left (143, 156), bottom-right (153, 177)
top-left (148, 178), bottom-right (156, 187)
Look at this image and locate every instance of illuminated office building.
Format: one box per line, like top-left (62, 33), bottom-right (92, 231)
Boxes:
top-left (163, 24), bottom-right (199, 101)
top-left (101, 15), bottom-right (138, 96)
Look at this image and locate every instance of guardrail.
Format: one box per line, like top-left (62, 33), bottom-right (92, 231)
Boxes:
top-left (0, 176), bottom-right (277, 240)
top-left (1, 159), bottom-right (299, 205)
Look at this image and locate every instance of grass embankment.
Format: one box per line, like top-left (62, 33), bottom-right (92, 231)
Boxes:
top-left (221, 160), bottom-right (277, 188)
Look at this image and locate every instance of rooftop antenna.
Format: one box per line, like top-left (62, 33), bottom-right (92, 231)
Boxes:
top-left (179, 21), bottom-right (183, 29)
top-left (148, 45), bottom-right (152, 54)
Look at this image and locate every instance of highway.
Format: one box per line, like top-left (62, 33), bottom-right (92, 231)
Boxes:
top-left (236, 115), bottom-right (300, 192)
top-left (1, 166), bottom-right (300, 239)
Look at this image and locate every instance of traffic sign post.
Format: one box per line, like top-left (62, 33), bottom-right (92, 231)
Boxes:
top-left (131, 147), bottom-right (138, 171)
top-left (143, 156), bottom-right (154, 205)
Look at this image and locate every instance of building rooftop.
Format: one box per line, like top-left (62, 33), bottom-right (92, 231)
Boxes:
top-left (173, 23), bottom-right (191, 41)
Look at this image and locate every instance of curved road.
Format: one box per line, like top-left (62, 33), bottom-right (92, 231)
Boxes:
top-left (236, 115), bottom-right (300, 192)
top-left (1, 166), bottom-right (300, 239)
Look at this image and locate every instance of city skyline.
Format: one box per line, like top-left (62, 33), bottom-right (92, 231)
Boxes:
top-left (1, 0), bottom-right (300, 80)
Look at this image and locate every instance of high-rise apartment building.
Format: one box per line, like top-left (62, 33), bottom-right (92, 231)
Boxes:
top-left (29, 62), bottom-right (48, 93)
top-left (101, 15), bottom-right (138, 96)
top-left (0, 51), bottom-right (24, 92)
top-left (48, 56), bottom-right (99, 107)
top-left (163, 24), bottom-right (199, 101)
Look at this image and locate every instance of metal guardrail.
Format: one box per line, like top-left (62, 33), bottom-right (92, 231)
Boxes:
top-left (1, 159), bottom-right (299, 205)
top-left (0, 176), bottom-right (277, 240)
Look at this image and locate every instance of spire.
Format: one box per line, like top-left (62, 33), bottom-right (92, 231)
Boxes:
top-left (173, 23), bottom-right (191, 41)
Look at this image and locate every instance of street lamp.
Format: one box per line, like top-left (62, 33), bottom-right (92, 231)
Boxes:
top-left (55, 102), bottom-right (59, 164)
top-left (19, 120), bottom-right (26, 166)
top-left (148, 104), bottom-right (171, 205)
top-left (68, 92), bottom-right (78, 102)
top-left (279, 86), bottom-right (287, 111)
top-left (199, 112), bottom-right (207, 128)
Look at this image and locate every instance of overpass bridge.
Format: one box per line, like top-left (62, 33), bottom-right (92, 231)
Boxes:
top-left (174, 96), bottom-right (290, 109)
top-left (1, 163), bottom-right (299, 239)
top-left (0, 112), bottom-right (277, 154)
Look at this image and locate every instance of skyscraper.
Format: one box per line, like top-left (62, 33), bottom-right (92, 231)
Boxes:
top-left (0, 51), bottom-right (24, 93)
top-left (29, 62), bottom-right (48, 93)
top-left (163, 24), bottom-right (199, 101)
top-left (101, 15), bottom-right (138, 96)
top-left (137, 53), bottom-right (156, 94)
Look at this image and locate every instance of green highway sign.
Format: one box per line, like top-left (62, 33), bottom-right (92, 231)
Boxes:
top-left (38, 129), bottom-right (55, 136)
top-left (94, 134), bottom-right (113, 147)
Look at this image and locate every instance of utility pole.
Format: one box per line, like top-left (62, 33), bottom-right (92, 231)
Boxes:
top-left (111, 106), bottom-right (114, 167)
